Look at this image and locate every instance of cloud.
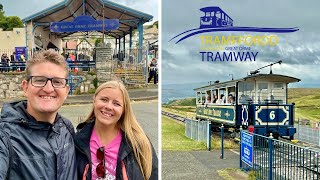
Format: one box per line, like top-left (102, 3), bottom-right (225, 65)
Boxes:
top-left (2, 0), bottom-right (157, 22)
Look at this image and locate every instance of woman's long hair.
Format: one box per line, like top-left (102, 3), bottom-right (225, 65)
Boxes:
top-left (85, 81), bottom-right (152, 179)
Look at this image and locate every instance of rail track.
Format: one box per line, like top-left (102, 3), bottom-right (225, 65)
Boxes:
top-left (162, 111), bottom-right (186, 123)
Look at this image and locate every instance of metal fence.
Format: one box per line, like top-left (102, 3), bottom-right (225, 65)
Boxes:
top-left (240, 131), bottom-right (320, 180)
top-left (296, 119), bottom-right (320, 147)
top-left (185, 119), bottom-right (211, 150)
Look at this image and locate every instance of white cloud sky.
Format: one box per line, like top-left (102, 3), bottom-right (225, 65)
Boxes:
top-left (1, 0), bottom-right (157, 23)
top-left (162, 0), bottom-right (320, 87)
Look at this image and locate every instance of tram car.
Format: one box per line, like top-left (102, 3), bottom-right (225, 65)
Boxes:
top-left (194, 73), bottom-right (300, 139)
top-left (200, 7), bottom-right (233, 28)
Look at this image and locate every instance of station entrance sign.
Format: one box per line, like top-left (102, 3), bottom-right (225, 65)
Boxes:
top-left (50, 16), bottom-right (119, 33)
top-left (241, 131), bottom-right (253, 167)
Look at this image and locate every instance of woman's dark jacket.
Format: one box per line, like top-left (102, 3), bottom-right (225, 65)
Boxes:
top-left (75, 121), bottom-right (158, 180)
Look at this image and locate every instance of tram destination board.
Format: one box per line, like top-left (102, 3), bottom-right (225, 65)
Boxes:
top-left (241, 131), bottom-right (253, 167)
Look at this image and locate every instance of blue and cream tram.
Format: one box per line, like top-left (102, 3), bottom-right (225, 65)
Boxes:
top-left (194, 73), bottom-right (300, 139)
top-left (200, 7), bottom-right (233, 28)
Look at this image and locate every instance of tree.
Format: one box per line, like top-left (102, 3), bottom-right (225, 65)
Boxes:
top-left (1, 16), bottom-right (24, 31)
top-left (153, 21), bottom-right (158, 29)
top-left (94, 38), bottom-right (103, 47)
top-left (0, 4), bottom-right (24, 31)
top-left (0, 4), bottom-right (5, 21)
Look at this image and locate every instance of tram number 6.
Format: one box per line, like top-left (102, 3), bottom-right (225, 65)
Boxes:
top-left (269, 111), bottom-right (275, 120)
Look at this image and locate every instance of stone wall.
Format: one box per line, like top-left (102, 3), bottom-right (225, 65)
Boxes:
top-left (0, 73), bottom-right (97, 99)
top-left (95, 44), bottom-right (119, 84)
top-left (0, 73), bottom-right (25, 99)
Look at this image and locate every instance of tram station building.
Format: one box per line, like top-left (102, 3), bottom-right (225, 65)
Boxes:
top-left (1, 0), bottom-right (153, 62)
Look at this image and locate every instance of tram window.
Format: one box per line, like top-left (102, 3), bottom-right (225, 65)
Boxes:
top-left (206, 90), bottom-right (212, 103)
top-left (273, 83), bottom-right (283, 89)
top-left (216, 11), bottom-right (221, 18)
top-left (196, 92), bottom-right (202, 104)
top-left (238, 82), bottom-right (254, 104)
top-left (205, 12), bottom-right (211, 17)
top-left (201, 92), bottom-right (206, 104)
top-left (271, 82), bottom-right (286, 104)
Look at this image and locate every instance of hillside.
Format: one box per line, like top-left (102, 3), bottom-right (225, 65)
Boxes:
top-left (163, 88), bottom-right (320, 122)
top-left (288, 88), bottom-right (320, 121)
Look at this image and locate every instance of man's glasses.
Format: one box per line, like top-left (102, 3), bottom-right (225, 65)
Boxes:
top-left (28, 76), bottom-right (68, 88)
top-left (96, 147), bottom-right (106, 178)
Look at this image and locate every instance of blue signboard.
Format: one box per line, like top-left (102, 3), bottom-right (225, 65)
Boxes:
top-left (198, 106), bottom-right (235, 123)
top-left (50, 16), bottom-right (119, 33)
top-left (15, 47), bottom-right (27, 61)
top-left (241, 131), bottom-right (253, 167)
top-left (255, 105), bottom-right (290, 125)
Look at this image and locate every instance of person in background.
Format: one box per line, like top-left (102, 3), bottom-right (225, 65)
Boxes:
top-left (19, 52), bottom-right (26, 71)
top-left (1, 53), bottom-right (10, 72)
top-left (148, 58), bottom-right (158, 84)
top-left (0, 49), bottom-right (77, 179)
top-left (10, 52), bottom-right (16, 71)
top-left (75, 81), bottom-right (158, 180)
top-left (228, 94), bottom-right (235, 104)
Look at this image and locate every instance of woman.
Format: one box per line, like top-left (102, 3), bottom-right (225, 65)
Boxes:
top-left (75, 81), bottom-right (158, 180)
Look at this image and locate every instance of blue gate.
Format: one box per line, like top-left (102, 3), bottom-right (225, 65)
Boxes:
top-left (68, 75), bottom-right (83, 95)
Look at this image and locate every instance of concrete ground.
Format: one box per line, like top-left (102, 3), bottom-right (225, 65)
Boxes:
top-left (162, 150), bottom-right (242, 180)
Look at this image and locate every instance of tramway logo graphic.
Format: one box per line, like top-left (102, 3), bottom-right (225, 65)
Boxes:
top-left (170, 6), bottom-right (299, 62)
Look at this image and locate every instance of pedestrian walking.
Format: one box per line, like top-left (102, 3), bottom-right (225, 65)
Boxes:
top-left (148, 58), bottom-right (158, 84)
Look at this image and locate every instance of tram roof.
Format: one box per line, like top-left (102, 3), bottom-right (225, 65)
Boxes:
top-left (194, 74), bottom-right (300, 91)
top-left (200, 7), bottom-right (232, 19)
top-left (22, 0), bottom-right (153, 39)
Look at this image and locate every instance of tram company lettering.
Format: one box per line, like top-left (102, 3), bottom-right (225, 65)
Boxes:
top-left (170, 6), bottom-right (298, 63)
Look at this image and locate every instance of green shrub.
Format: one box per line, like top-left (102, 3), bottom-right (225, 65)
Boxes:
top-left (93, 77), bottom-right (98, 89)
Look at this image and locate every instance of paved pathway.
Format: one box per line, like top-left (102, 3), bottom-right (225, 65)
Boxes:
top-left (162, 150), bottom-right (241, 180)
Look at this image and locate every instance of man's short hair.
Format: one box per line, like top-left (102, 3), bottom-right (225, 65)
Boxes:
top-left (25, 49), bottom-right (69, 78)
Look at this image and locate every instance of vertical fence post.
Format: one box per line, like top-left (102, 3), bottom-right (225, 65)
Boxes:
top-left (69, 75), bottom-right (73, 95)
top-left (239, 126), bottom-right (243, 169)
top-left (296, 118), bottom-right (300, 141)
top-left (208, 122), bottom-right (211, 151)
top-left (318, 122), bottom-right (320, 147)
top-left (268, 133), bottom-right (274, 180)
top-left (198, 120), bottom-right (200, 141)
top-left (220, 124), bottom-right (224, 159)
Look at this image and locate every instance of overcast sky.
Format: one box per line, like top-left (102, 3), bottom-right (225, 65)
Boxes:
top-left (1, 0), bottom-right (157, 24)
top-left (162, 0), bottom-right (320, 87)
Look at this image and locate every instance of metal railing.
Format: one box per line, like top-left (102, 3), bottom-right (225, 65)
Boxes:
top-left (66, 60), bottom-right (96, 72)
top-left (0, 62), bottom-right (26, 72)
top-left (296, 119), bottom-right (320, 147)
top-left (185, 119), bottom-right (211, 150)
top-left (240, 131), bottom-right (320, 180)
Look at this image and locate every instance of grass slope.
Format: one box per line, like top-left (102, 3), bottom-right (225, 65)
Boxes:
top-left (162, 116), bottom-right (206, 151)
top-left (288, 88), bottom-right (320, 121)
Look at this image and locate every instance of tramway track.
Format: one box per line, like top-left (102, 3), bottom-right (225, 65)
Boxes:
top-left (162, 111), bottom-right (186, 123)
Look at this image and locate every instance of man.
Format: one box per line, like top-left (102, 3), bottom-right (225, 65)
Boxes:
top-left (0, 50), bottom-right (77, 179)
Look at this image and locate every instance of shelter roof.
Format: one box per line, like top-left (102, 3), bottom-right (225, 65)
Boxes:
top-left (22, 0), bottom-right (153, 39)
